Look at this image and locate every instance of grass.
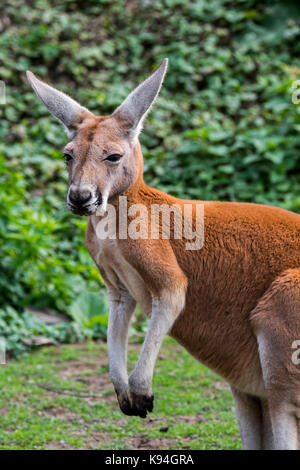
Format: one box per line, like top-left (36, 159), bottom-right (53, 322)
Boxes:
top-left (0, 337), bottom-right (240, 450)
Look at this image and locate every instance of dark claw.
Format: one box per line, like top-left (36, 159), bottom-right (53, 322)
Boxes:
top-left (131, 392), bottom-right (154, 418)
top-left (117, 391), bottom-right (154, 419)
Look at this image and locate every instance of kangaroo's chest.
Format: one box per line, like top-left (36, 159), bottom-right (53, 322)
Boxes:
top-left (87, 223), bottom-right (152, 315)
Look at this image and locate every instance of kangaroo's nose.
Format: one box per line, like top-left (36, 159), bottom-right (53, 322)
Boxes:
top-left (68, 187), bottom-right (92, 206)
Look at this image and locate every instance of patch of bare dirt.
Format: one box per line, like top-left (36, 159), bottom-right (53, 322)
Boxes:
top-left (71, 430), bottom-right (112, 449)
top-left (128, 435), bottom-right (176, 450)
top-left (45, 440), bottom-right (76, 450)
top-left (145, 414), bottom-right (206, 427)
top-left (40, 405), bottom-right (81, 422)
top-left (45, 430), bottom-right (114, 450)
top-left (173, 415), bottom-right (207, 424)
top-left (127, 434), bottom-right (194, 450)
top-left (54, 352), bottom-right (116, 405)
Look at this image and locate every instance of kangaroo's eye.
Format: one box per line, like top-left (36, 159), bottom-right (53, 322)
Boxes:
top-left (64, 153), bottom-right (73, 163)
top-left (105, 154), bottom-right (123, 163)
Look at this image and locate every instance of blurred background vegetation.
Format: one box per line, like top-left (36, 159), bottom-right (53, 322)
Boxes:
top-left (0, 0), bottom-right (300, 355)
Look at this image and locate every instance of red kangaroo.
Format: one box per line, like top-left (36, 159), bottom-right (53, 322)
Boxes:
top-left (27, 59), bottom-right (300, 449)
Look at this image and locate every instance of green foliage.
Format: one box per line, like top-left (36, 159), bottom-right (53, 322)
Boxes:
top-left (1, 0), bottom-right (300, 353)
top-left (0, 292), bottom-right (108, 357)
top-left (0, 156), bottom-right (99, 310)
top-left (68, 291), bottom-right (108, 339)
top-left (0, 141), bottom-right (106, 354)
top-left (0, 306), bottom-right (79, 356)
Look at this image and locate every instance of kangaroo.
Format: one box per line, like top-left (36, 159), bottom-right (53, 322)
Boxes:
top-left (27, 59), bottom-right (300, 450)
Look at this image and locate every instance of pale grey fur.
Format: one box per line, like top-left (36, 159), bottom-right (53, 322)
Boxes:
top-left (113, 58), bottom-right (168, 140)
top-left (26, 71), bottom-right (88, 134)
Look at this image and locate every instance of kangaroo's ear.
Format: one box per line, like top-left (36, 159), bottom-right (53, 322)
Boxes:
top-left (26, 71), bottom-right (90, 136)
top-left (113, 58), bottom-right (168, 141)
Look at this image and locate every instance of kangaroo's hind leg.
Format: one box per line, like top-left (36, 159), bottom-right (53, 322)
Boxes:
top-left (231, 387), bottom-right (263, 449)
top-left (251, 269), bottom-right (300, 450)
top-left (261, 399), bottom-right (274, 450)
top-left (231, 389), bottom-right (274, 449)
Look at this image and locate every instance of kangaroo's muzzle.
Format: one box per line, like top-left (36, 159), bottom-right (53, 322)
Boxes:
top-left (67, 184), bottom-right (102, 216)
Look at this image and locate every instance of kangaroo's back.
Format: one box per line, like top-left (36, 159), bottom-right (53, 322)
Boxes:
top-left (173, 200), bottom-right (300, 296)
top-left (158, 199), bottom-right (299, 388)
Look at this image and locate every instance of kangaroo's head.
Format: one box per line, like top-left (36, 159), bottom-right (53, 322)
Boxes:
top-left (27, 59), bottom-right (168, 215)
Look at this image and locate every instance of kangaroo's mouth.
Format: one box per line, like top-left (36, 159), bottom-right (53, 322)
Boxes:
top-left (67, 192), bottom-right (103, 217)
top-left (67, 202), bottom-right (98, 216)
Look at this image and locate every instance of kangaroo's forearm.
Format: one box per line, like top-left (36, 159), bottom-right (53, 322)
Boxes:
top-left (129, 293), bottom-right (185, 395)
top-left (107, 291), bottom-right (136, 391)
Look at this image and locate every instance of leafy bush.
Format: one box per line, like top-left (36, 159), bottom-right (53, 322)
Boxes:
top-left (0, 290), bottom-right (108, 357)
top-left (0, 0), bottom-right (300, 354)
top-left (68, 291), bottom-right (108, 339)
top-left (0, 154), bottom-right (108, 354)
top-left (0, 306), bottom-right (78, 357)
